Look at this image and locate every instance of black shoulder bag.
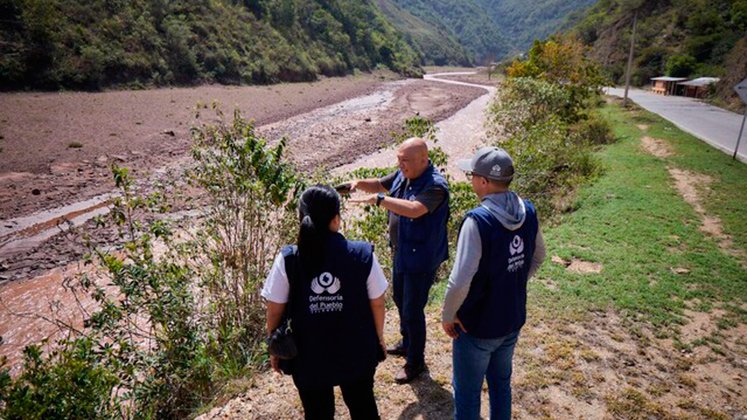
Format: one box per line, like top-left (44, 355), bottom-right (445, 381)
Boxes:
top-left (267, 250), bottom-right (299, 373)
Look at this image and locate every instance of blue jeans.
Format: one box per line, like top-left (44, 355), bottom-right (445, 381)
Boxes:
top-left (392, 268), bottom-right (437, 367)
top-left (452, 329), bottom-right (520, 420)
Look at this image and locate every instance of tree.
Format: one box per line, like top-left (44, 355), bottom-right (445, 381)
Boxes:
top-left (665, 54), bottom-right (696, 77)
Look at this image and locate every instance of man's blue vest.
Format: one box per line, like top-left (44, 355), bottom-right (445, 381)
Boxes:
top-left (389, 163), bottom-right (450, 273)
top-left (456, 200), bottom-right (538, 339)
top-left (283, 233), bottom-right (378, 386)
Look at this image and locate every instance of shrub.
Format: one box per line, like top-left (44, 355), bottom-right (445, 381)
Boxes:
top-left (489, 36), bottom-right (611, 218)
top-left (665, 54), bottom-right (697, 78)
top-left (506, 36), bottom-right (607, 113)
top-left (189, 109), bottom-right (302, 371)
top-left (570, 114), bottom-right (615, 146)
top-left (488, 77), bottom-right (572, 138)
top-left (0, 339), bottom-right (118, 419)
top-left (0, 109), bottom-right (304, 418)
top-left (499, 118), bottom-right (600, 216)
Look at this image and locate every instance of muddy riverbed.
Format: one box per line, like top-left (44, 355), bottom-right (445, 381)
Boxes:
top-left (0, 70), bottom-right (487, 371)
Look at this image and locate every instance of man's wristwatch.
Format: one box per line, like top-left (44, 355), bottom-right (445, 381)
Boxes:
top-left (376, 192), bottom-right (385, 206)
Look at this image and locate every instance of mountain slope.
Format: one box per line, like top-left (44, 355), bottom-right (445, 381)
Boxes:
top-left (382, 0), bottom-right (511, 64)
top-left (375, 0), bottom-right (472, 66)
top-left (568, 0), bottom-right (746, 109)
top-left (476, 0), bottom-right (597, 53)
top-left (0, 0), bottom-right (422, 90)
top-left (379, 0), bottom-right (595, 65)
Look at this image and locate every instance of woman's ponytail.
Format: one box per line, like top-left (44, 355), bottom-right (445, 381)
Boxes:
top-left (297, 185), bottom-right (340, 274)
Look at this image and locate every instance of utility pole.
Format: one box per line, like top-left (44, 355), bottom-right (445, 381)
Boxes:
top-left (735, 79), bottom-right (747, 160)
top-left (623, 10), bottom-right (637, 107)
top-left (735, 111), bottom-right (746, 160)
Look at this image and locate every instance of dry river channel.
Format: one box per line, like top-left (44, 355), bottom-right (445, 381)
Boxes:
top-left (0, 70), bottom-right (497, 374)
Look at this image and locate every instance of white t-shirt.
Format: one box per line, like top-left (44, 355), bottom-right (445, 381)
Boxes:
top-left (261, 251), bottom-right (389, 304)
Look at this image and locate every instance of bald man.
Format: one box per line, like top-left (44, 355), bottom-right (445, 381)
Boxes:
top-left (350, 137), bottom-right (450, 383)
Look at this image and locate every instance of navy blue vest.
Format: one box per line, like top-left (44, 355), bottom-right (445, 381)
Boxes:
top-left (283, 233), bottom-right (378, 386)
top-left (456, 200), bottom-right (538, 339)
top-left (389, 164), bottom-right (450, 273)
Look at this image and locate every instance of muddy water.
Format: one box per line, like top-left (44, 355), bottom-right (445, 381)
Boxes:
top-left (0, 264), bottom-right (94, 375)
top-left (0, 73), bottom-right (496, 372)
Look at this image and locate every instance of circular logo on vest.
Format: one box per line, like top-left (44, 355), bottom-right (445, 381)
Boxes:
top-left (509, 235), bottom-right (524, 256)
top-left (311, 272), bottom-right (341, 295)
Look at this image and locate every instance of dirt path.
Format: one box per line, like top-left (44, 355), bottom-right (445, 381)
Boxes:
top-left (198, 301), bottom-right (747, 419)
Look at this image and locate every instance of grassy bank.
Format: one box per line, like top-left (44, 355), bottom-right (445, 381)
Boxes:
top-left (435, 100), bottom-right (747, 338)
top-left (424, 100), bottom-right (746, 417)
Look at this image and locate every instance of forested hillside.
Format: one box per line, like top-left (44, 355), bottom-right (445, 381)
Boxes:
top-left (476, 0), bottom-right (597, 52)
top-left (379, 0), bottom-right (593, 65)
top-left (375, 0), bottom-right (472, 66)
top-left (0, 0), bottom-right (421, 90)
top-left (570, 0), bottom-right (747, 109)
top-left (380, 0), bottom-right (511, 64)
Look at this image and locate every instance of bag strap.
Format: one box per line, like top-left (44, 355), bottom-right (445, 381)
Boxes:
top-left (283, 247), bottom-right (300, 330)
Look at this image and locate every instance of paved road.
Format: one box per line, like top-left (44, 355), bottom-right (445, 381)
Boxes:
top-left (605, 87), bottom-right (746, 162)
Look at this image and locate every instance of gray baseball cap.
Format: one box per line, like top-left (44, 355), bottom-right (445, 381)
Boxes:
top-left (457, 146), bottom-right (515, 182)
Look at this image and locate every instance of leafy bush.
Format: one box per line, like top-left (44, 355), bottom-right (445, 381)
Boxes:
top-left (489, 35), bottom-right (611, 218)
top-left (666, 54), bottom-right (697, 77)
top-left (500, 117), bottom-right (600, 214)
top-left (0, 339), bottom-right (118, 419)
top-left (189, 109), bottom-right (302, 372)
top-left (506, 36), bottom-right (607, 115)
top-left (488, 77), bottom-right (572, 138)
top-left (570, 114), bottom-right (615, 146)
top-left (0, 109), bottom-right (303, 418)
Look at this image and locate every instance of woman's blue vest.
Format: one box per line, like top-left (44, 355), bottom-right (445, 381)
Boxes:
top-left (283, 233), bottom-right (378, 386)
top-left (389, 164), bottom-right (450, 273)
top-left (456, 201), bottom-right (538, 339)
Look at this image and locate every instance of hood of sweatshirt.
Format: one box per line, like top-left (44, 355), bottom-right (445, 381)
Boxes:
top-left (481, 191), bottom-right (526, 231)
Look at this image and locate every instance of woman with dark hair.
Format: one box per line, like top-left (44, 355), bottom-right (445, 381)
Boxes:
top-left (262, 185), bottom-right (388, 419)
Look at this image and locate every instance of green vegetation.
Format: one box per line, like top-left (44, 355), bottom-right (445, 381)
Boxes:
top-left (570, 0), bottom-right (747, 110)
top-left (375, 0), bottom-right (472, 66)
top-left (380, 0), bottom-right (593, 65)
top-left (379, 0), bottom-right (509, 64)
top-left (0, 111), bottom-right (301, 418)
top-left (489, 36), bottom-right (610, 218)
top-left (0, 0), bottom-right (422, 90)
top-left (476, 0), bottom-right (597, 52)
top-left (535, 102), bottom-right (747, 333)
top-left (0, 114), bottom-right (463, 418)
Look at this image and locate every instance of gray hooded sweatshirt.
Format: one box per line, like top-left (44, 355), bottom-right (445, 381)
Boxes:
top-left (442, 191), bottom-right (546, 323)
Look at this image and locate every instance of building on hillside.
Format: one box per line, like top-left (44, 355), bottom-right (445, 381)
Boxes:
top-left (650, 76), bottom-right (687, 95)
top-left (678, 77), bottom-right (720, 98)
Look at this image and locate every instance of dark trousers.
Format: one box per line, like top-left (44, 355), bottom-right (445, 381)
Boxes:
top-left (392, 267), bottom-right (437, 367)
top-left (294, 374), bottom-right (379, 420)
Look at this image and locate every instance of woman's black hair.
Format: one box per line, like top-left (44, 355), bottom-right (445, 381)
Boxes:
top-left (297, 185), bottom-right (340, 274)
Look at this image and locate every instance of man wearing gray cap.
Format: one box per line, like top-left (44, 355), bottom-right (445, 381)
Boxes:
top-left (442, 146), bottom-right (545, 420)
